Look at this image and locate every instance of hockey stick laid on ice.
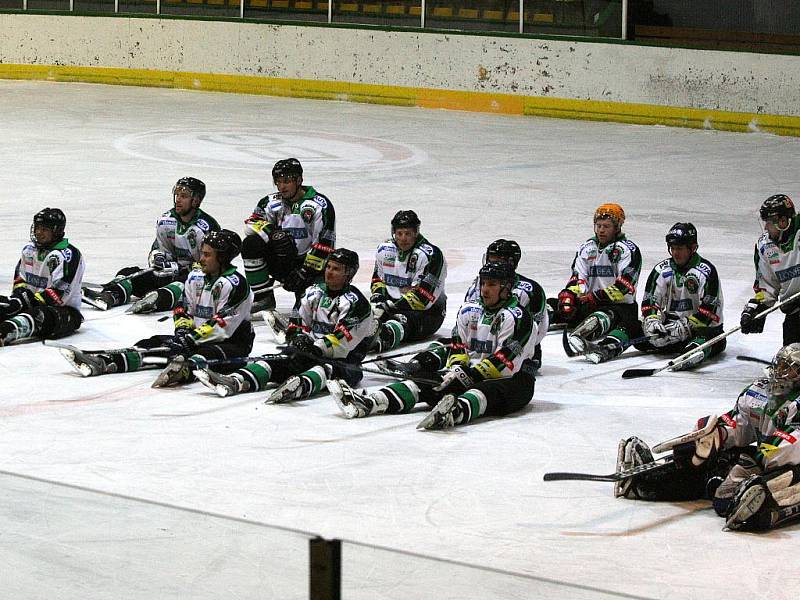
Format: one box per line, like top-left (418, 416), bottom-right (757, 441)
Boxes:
top-left (736, 355), bottom-right (771, 366)
top-left (543, 416), bottom-right (717, 482)
top-left (621, 290), bottom-right (800, 379)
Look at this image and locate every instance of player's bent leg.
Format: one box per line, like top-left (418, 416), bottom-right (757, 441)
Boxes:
top-left (266, 364), bottom-right (329, 404)
top-left (242, 234), bottom-right (275, 310)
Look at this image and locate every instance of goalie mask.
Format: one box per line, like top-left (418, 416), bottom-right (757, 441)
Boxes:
top-left (767, 343), bottom-right (800, 398)
top-left (31, 207), bottom-right (66, 248)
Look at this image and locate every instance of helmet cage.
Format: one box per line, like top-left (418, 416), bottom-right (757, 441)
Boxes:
top-left (768, 344), bottom-right (800, 397)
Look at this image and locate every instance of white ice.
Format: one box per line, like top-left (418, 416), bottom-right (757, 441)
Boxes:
top-left (0, 79), bottom-right (799, 599)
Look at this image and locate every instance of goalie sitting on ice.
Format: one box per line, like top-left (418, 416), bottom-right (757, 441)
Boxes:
top-left (60, 230), bottom-right (254, 387)
top-left (633, 222), bottom-right (725, 370)
top-left (327, 261), bottom-right (537, 430)
top-left (193, 248), bottom-right (375, 404)
top-left (617, 344), bottom-right (800, 531)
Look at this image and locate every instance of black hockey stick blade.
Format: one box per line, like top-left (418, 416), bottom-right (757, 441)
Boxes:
top-left (544, 457), bottom-right (674, 483)
top-left (621, 362), bottom-right (674, 379)
top-left (736, 355), bottom-right (770, 366)
top-left (562, 327), bottom-right (578, 357)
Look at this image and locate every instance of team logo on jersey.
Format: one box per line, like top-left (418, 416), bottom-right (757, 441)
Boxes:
top-left (587, 248), bottom-right (598, 261)
top-left (211, 285), bottom-right (221, 302)
top-left (407, 254), bottom-right (418, 274)
top-left (62, 248), bottom-right (73, 262)
top-left (197, 219), bottom-right (210, 232)
top-left (301, 208), bottom-right (315, 224)
top-left (607, 246), bottom-right (622, 263)
top-left (321, 296), bottom-right (333, 309)
top-left (46, 255), bottom-right (61, 273)
top-left (684, 274), bottom-right (700, 294)
top-left (187, 229), bottom-right (197, 248)
top-left (768, 249), bottom-right (780, 265)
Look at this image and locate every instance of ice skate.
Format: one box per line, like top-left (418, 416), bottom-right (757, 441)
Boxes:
top-left (260, 309), bottom-right (289, 343)
top-left (327, 379), bottom-right (374, 418)
top-left (126, 290), bottom-right (159, 314)
top-left (265, 375), bottom-right (307, 404)
top-left (152, 355), bottom-right (192, 388)
top-left (59, 345), bottom-right (107, 377)
top-left (417, 394), bottom-right (463, 430)
top-left (584, 338), bottom-right (623, 364)
top-left (81, 287), bottom-right (117, 311)
top-left (194, 367), bottom-right (245, 397)
top-left (725, 476), bottom-right (767, 530)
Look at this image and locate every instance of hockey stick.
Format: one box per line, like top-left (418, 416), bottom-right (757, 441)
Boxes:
top-left (82, 267), bottom-right (159, 290)
top-left (543, 416), bottom-right (717, 482)
top-left (43, 340), bottom-right (171, 355)
top-left (621, 290), bottom-right (800, 379)
top-left (284, 347), bottom-right (443, 387)
top-left (736, 355), bottom-right (771, 366)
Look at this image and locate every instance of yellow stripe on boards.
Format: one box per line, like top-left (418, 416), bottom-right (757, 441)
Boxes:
top-left (0, 64), bottom-right (798, 137)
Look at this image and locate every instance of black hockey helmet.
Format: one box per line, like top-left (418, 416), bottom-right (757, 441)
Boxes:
top-left (31, 207), bottom-right (66, 247)
top-left (760, 194), bottom-right (795, 221)
top-left (173, 177), bottom-right (206, 204)
top-left (391, 210), bottom-right (421, 232)
top-left (203, 229), bottom-right (242, 267)
top-left (272, 158), bottom-right (303, 181)
top-left (485, 239), bottom-right (522, 270)
top-left (665, 222), bottom-right (698, 247)
top-left (478, 261), bottom-right (515, 301)
top-left (327, 248), bottom-right (359, 283)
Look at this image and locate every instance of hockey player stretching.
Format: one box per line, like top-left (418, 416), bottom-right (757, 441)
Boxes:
top-left (555, 203), bottom-right (643, 364)
top-left (634, 222), bottom-right (725, 369)
top-left (83, 177), bottom-right (220, 312)
top-left (741, 194), bottom-right (800, 345)
top-left (0, 208), bottom-right (85, 345)
top-left (369, 210), bottom-right (447, 353)
top-left (193, 248), bottom-right (374, 403)
top-left (463, 239), bottom-right (548, 370)
top-left (241, 158), bottom-right (336, 310)
top-left (618, 344), bottom-right (800, 531)
top-left (329, 261), bottom-right (537, 430)
top-left (61, 230), bottom-right (254, 386)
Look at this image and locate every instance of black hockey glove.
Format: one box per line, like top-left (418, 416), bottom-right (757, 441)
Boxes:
top-left (740, 300), bottom-right (766, 334)
top-left (167, 330), bottom-right (197, 356)
top-left (283, 267), bottom-right (313, 293)
top-left (286, 334), bottom-right (322, 372)
top-left (0, 294), bottom-right (24, 318)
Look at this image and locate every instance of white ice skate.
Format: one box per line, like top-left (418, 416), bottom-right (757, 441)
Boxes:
top-left (416, 394), bottom-right (462, 430)
top-left (194, 367), bottom-right (243, 398)
top-left (265, 375), bottom-right (306, 404)
top-left (59, 345), bottom-right (107, 377)
top-left (327, 379), bottom-right (373, 418)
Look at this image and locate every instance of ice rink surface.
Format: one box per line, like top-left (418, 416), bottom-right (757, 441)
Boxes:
top-left (1, 79), bottom-right (799, 599)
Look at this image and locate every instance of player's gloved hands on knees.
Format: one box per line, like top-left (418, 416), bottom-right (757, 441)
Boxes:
top-left (740, 299), bottom-right (766, 334)
top-left (288, 333), bottom-right (321, 356)
top-left (556, 289), bottom-right (579, 322)
top-left (663, 317), bottom-right (692, 345)
top-left (434, 365), bottom-right (474, 394)
top-left (12, 286), bottom-right (39, 308)
top-left (283, 267), bottom-right (313, 293)
top-left (150, 251), bottom-right (179, 275)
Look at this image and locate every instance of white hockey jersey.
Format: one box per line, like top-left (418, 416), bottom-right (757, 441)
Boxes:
top-left (371, 235), bottom-right (447, 311)
top-left (751, 217), bottom-right (800, 306)
top-left (176, 266), bottom-right (253, 345)
top-left (14, 239), bottom-right (85, 311)
top-left (152, 208), bottom-right (220, 269)
top-left (565, 234), bottom-right (642, 305)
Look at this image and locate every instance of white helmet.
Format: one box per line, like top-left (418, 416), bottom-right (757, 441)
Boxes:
top-left (768, 343), bottom-right (800, 397)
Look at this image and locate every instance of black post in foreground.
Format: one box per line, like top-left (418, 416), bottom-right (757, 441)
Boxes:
top-left (310, 537), bottom-right (341, 600)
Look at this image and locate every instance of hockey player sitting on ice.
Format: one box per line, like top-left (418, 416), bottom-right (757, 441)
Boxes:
top-left (632, 222), bottom-right (725, 369)
top-left (462, 239), bottom-right (548, 371)
top-left (82, 177), bottom-right (221, 312)
top-left (369, 210), bottom-right (447, 353)
top-left (61, 230), bottom-right (254, 387)
top-left (0, 208), bottom-right (85, 346)
top-left (328, 261), bottom-right (537, 430)
top-left (241, 158), bottom-right (336, 312)
top-left (554, 203), bottom-right (642, 363)
top-left (193, 248), bottom-right (374, 402)
top-left (616, 344), bottom-right (800, 531)
top-left (740, 194), bottom-right (800, 345)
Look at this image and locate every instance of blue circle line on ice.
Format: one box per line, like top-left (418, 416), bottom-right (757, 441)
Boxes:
top-left (113, 129), bottom-right (428, 173)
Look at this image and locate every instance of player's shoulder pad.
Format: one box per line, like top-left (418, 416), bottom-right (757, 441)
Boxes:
top-left (341, 290), bottom-right (359, 306)
top-left (158, 212), bottom-right (177, 226)
top-left (578, 239), bottom-right (597, 253)
top-left (514, 276), bottom-right (534, 293)
top-left (377, 242), bottom-right (396, 253)
top-left (266, 194), bottom-right (283, 209)
top-left (22, 242), bottom-right (36, 253)
top-left (692, 260), bottom-right (713, 278)
top-left (504, 305), bottom-right (524, 320)
top-left (655, 258), bottom-right (671, 274)
top-left (756, 232), bottom-right (775, 252)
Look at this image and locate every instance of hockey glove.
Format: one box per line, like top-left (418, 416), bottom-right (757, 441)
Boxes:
top-left (12, 286), bottom-right (41, 309)
top-left (166, 330), bottom-right (197, 357)
top-left (283, 267), bottom-right (313, 293)
top-left (643, 315), bottom-right (668, 345)
top-left (149, 250), bottom-right (180, 276)
top-left (0, 294), bottom-right (24, 318)
top-left (433, 365), bottom-right (474, 394)
top-left (662, 317), bottom-right (692, 345)
top-left (286, 334), bottom-right (322, 372)
top-left (371, 300), bottom-right (394, 323)
top-left (674, 416), bottom-right (726, 468)
top-left (740, 299), bottom-right (766, 334)
top-left (556, 289), bottom-right (579, 322)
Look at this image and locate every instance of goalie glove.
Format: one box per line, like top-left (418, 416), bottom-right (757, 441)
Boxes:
top-left (433, 365), bottom-right (474, 394)
top-left (740, 299), bottom-right (766, 334)
top-left (674, 415), bottom-right (726, 468)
